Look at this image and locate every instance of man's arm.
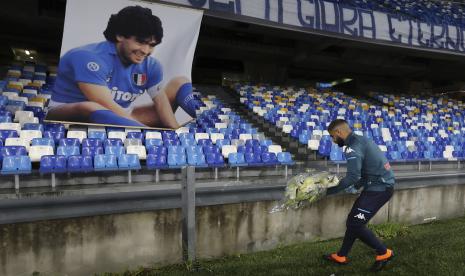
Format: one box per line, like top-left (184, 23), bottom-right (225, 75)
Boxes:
top-left (78, 82), bottom-right (138, 121)
top-left (326, 145), bottom-right (363, 195)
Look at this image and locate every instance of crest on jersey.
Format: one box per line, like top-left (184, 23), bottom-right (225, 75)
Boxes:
top-left (132, 73), bottom-right (147, 86)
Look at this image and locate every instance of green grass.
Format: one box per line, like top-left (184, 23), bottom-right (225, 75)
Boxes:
top-left (100, 216), bottom-right (465, 276)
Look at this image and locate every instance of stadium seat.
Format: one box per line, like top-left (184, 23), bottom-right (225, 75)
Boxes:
top-left (146, 153), bottom-right (168, 169)
top-left (277, 152), bottom-right (294, 165)
top-left (118, 154), bottom-right (141, 170)
top-left (67, 130), bottom-right (87, 142)
top-left (67, 155), bottom-right (93, 173)
top-left (1, 156), bottom-right (31, 175)
top-left (126, 145), bottom-right (147, 160)
top-left (39, 155), bottom-right (67, 174)
top-left (56, 145), bottom-right (80, 157)
top-left (105, 145), bottom-right (125, 156)
top-left (228, 152), bottom-right (247, 166)
top-left (94, 154), bottom-right (118, 171)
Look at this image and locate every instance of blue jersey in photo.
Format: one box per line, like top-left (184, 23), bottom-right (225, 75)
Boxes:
top-left (52, 41), bottom-right (163, 108)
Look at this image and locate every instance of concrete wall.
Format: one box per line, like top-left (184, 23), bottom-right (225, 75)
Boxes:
top-left (0, 184), bottom-right (464, 275)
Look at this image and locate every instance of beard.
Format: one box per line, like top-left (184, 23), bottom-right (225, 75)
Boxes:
top-left (336, 137), bottom-right (345, 147)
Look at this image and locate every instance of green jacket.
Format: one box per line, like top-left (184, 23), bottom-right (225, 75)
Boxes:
top-left (327, 132), bottom-right (395, 195)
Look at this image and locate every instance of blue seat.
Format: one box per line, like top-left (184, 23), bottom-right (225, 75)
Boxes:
top-left (187, 152), bottom-right (207, 167)
top-left (216, 139), bottom-right (230, 148)
top-left (245, 152), bottom-right (262, 166)
top-left (67, 155), bottom-right (93, 172)
top-left (228, 152), bottom-right (247, 167)
top-left (126, 132), bottom-right (144, 141)
top-left (22, 123), bottom-right (44, 132)
top-left (56, 146), bottom-right (80, 156)
top-left (82, 146), bottom-right (104, 156)
top-left (105, 145), bottom-right (125, 156)
top-left (1, 146), bottom-right (27, 159)
top-left (180, 138), bottom-right (196, 146)
top-left (164, 139), bottom-right (180, 146)
top-left (145, 138), bottom-right (163, 148)
top-left (1, 156), bottom-right (31, 175)
top-left (0, 130), bottom-right (19, 140)
top-left (82, 138), bottom-right (103, 148)
top-left (94, 154), bottom-right (118, 171)
top-left (146, 153), bottom-right (168, 169)
top-left (39, 155), bottom-right (67, 174)
top-left (104, 138), bottom-right (123, 147)
top-left (31, 138), bottom-right (54, 147)
top-left (0, 116), bottom-right (12, 123)
top-left (43, 131), bottom-right (65, 144)
top-left (147, 145), bottom-right (167, 155)
top-left (167, 153), bottom-right (187, 168)
top-left (197, 139), bottom-right (213, 146)
top-left (203, 145), bottom-right (220, 154)
top-left (261, 152), bottom-right (279, 165)
top-left (205, 152), bottom-right (224, 167)
top-left (168, 145), bottom-right (185, 155)
top-left (260, 139), bottom-right (272, 147)
top-left (44, 123), bottom-right (66, 132)
top-left (88, 131), bottom-right (107, 141)
top-left (277, 152), bottom-right (294, 165)
top-left (59, 138), bottom-right (80, 147)
top-left (330, 147), bottom-right (344, 161)
top-left (118, 154), bottom-right (141, 170)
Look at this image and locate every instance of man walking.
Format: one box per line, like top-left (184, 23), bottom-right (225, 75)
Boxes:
top-left (323, 119), bottom-right (395, 272)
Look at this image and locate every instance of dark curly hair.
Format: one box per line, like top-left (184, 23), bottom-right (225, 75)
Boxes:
top-left (103, 5), bottom-right (163, 45)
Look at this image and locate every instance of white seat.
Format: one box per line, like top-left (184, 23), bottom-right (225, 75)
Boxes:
top-left (308, 139), bottom-right (320, 150)
top-left (2, 92), bottom-right (19, 100)
top-left (239, 133), bottom-right (252, 141)
top-left (215, 123), bottom-right (227, 129)
top-left (20, 130), bottom-right (42, 142)
top-left (67, 130), bottom-right (87, 142)
top-left (126, 145), bottom-right (147, 160)
top-left (378, 145), bottom-right (387, 152)
top-left (5, 137), bottom-right (30, 151)
top-left (107, 131), bottom-right (126, 141)
top-left (145, 131), bottom-right (162, 140)
top-left (124, 128), bottom-right (141, 133)
top-left (195, 133), bottom-right (209, 142)
top-left (210, 133), bottom-right (224, 144)
top-left (87, 126), bottom-right (106, 134)
top-left (175, 127), bottom-right (189, 135)
top-left (27, 101), bottom-right (45, 109)
top-left (124, 138), bottom-right (142, 147)
top-left (268, 145), bottom-right (282, 154)
top-left (19, 117), bottom-right (39, 126)
top-left (282, 124), bottom-right (293, 134)
top-left (15, 111), bottom-right (35, 122)
top-left (221, 145), bottom-right (237, 159)
top-left (0, 123), bottom-right (21, 133)
top-left (29, 145), bottom-right (54, 162)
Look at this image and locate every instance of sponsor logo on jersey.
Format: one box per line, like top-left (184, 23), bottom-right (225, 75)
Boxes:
top-left (132, 73), bottom-right (147, 86)
top-left (87, 62), bottom-right (100, 72)
top-left (354, 213), bottom-right (366, 220)
top-left (110, 87), bottom-right (144, 103)
top-left (345, 147), bottom-right (355, 153)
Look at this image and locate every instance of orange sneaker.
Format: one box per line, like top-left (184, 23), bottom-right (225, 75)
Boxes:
top-left (323, 253), bottom-right (349, 265)
top-left (371, 249), bottom-right (394, 271)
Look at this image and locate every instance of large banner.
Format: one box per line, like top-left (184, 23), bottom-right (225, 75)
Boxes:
top-left (46, 0), bottom-right (203, 129)
top-left (164, 0), bottom-right (465, 54)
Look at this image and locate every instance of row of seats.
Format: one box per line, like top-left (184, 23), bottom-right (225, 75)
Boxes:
top-left (234, 83), bottom-right (465, 162)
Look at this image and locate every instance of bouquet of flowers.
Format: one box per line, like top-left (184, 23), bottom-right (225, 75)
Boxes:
top-left (270, 170), bottom-right (339, 213)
